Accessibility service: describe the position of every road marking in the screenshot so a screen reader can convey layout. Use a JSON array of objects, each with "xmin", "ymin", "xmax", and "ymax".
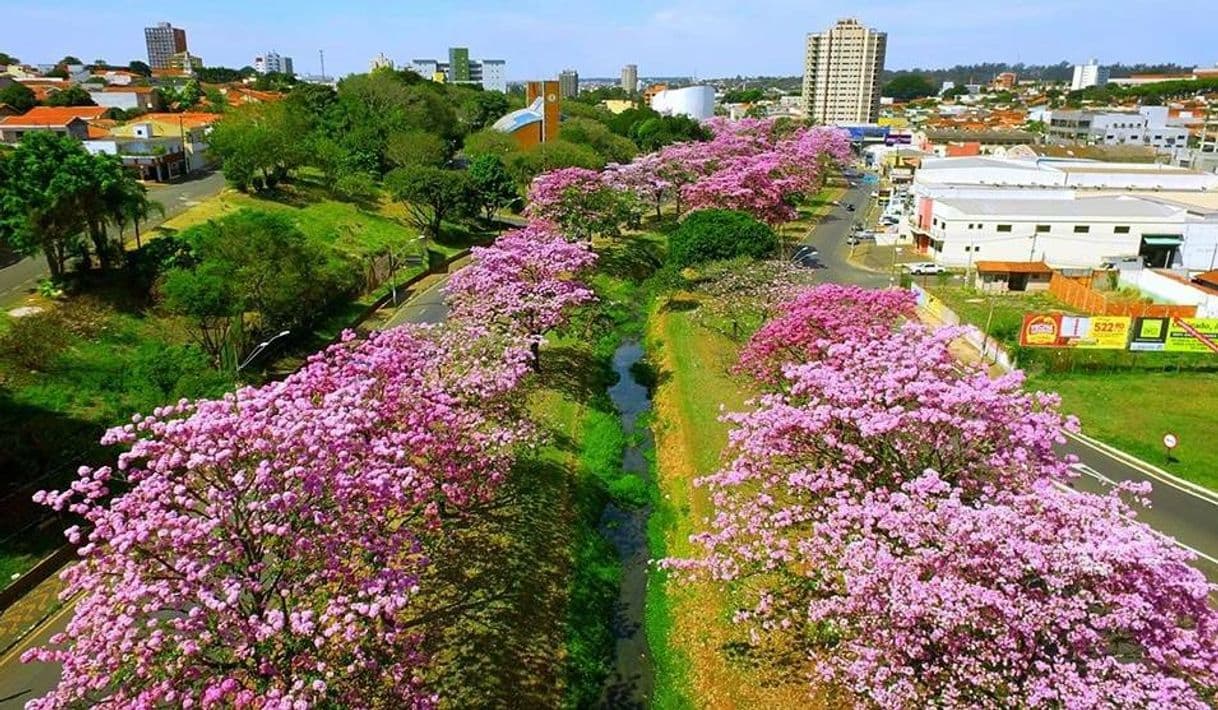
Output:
[{"xmin": 1065, "ymin": 430, "xmax": 1218, "ymax": 508}]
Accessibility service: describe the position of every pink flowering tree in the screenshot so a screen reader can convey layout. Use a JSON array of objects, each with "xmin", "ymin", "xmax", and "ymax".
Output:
[
  {"xmin": 737, "ymin": 284, "xmax": 916, "ymax": 384},
  {"xmin": 525, "ymin": 167, "xmax": 638, "ymax": 241},
  {"xmin": 23, "ymin": 323, "xmax": 535, "ymax": 708},
  {"xmin": 668, "ymin": 286, "xmax": 1218, "ymax": 707},
  {"xmin": 678, "ymin": 123, "xmax": 853, "ymax": 225},
  {"xmin": 690, "ymin": 258, "xmax": 817, "ymax": 341},
  {"xmin": 793, "ymin": 474, "xmax": 1218, "ymax": 709},
  {"xmin": 445, "ymin": 221, "xmax": 598, "ymax": 363}
]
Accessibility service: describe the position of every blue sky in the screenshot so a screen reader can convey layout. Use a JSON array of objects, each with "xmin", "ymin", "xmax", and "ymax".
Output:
[{"xmin": 3, "ymin": 0, "xmax": 1214, "ymax": 79}]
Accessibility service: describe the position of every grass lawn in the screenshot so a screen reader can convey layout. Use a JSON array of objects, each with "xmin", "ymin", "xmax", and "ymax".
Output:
[
  {"xmin": 646, "ymin": 295, "xmax": 816, "ymax": 708},
  {"xmin": 1030, "ymin": 371, "xmax": 1218, "ymax": 490}
]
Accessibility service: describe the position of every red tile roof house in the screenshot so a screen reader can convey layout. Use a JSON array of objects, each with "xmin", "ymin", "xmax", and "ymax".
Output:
[{"xmin": 0, "ymin": 106, "xmax": 109, "ymax": 143}]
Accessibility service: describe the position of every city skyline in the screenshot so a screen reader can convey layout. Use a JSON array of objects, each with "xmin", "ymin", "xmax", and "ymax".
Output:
[{"xmin": 3, "ymin": 0, "xmax": 1216, "ymax": 80}]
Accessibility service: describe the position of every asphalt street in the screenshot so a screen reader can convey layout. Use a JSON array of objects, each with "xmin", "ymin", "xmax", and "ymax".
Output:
[{"xmin": 0, "ymin": 172, "xmax": 226, "ymax": 309}]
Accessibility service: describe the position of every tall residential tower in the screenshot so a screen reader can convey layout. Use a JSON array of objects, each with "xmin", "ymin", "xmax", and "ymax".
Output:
[
  {"xmin": 801, "ymin": 18, "xmax": 886, "ymax": 124},
  {"xmin": 621, "ymin": 64, "xmax": 638, "ymax": 95},
  {"xmin": 559, "ymin": 69, "xmax": 579, "ymax": 99},
  {"xmin": 144, "ymin": 22, "xmax": 188, "ymax": 70}
]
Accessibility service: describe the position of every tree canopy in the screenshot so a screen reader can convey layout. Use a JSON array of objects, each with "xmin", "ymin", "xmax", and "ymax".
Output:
[{"xmin": 882, "ymin": 73, "xmax": 938, "ymax": 101}]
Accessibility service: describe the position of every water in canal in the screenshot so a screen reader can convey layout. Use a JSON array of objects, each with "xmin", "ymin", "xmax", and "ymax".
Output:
[{"xmin": 599, "ymin": 340, "xmax": 656, "ymax": 708}]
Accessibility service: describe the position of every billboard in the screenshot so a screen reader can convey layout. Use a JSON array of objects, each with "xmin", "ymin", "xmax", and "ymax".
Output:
[
  {"xmin": 1019, "ymin": 314, "xmax": 1131, "ymax": 349},
  {"xmin": 1129, "ymin": 317, "xmax": 1218, "ymax": 353}
]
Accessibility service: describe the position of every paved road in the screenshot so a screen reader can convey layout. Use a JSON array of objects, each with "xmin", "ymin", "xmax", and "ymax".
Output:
[
  {"xmin": 1062, "ymin": 435, "xmax": 1218, "ymax": 580},
  {"xmin": 0, "ymin": 172, "xmax": 226, "ymax": 308},
  {"xmin": 803, "ymin": 183, "xmax": 890, "ymax": 289},
  {"xmin": 383, "ymin": 273, "xmax": 452, "ymax": 328}
]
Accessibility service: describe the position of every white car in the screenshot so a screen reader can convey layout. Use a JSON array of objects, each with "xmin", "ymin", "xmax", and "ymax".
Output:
[{"xmin": 905, "ymin": 262, "xmax": 946, "ymax": 275}]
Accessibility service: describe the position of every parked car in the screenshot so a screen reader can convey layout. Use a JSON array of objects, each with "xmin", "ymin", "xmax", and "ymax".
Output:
[
  {"xmin": 905, "ymin": 262, "xmax": 946, "ymax": 275},
  {"xmin": 792, "ymin": 245, "xmax": 820, "ymax": 267},
  {"xmin": 845, "ymin": 204, "xmax": 856, "ymax": 212},
  {"xmin": 846, "ymin": 236, "xmax": 861, "ymax": 246}
]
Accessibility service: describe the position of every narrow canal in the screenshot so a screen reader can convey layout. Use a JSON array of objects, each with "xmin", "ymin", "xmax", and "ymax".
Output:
[{"xmin": 599, "ymin": 339, "xmax": 656, "ymax": 708}]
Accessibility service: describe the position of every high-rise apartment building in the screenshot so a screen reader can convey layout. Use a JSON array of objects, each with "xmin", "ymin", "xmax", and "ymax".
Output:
[
  {"xmin": 448, "ymin": 47, "xmax": 471, "ymax": 83},
  {"xmin": 621, "ymin": 64, "xmax": 638, "ymax": 95},
  {"xmin": 254, "ymin": 51, "xmax": 294, "ymax": 76},
  {"xmin": 559, "ymin": 69, "xmax": 579, "ymax": 98},
  {"xmin": 145, "ymin": 22, "xmax": 188, "ymax": 70},
  {"xmin": 801, "ymin": 18, "xmax": 886, "ymax": 124},
  {"xmin": 1071, "ymin": 59, "xmax": 1110, "ymax": 91}
]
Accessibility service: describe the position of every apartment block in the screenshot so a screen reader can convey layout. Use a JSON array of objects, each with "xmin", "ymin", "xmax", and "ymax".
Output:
[
  {"xmin": 145, "ymin": 22, "xmax": 187, "ymax": 70},
  {"xmin": 802, "ymin": 18, "xmax": 887, "ymax": 124}
]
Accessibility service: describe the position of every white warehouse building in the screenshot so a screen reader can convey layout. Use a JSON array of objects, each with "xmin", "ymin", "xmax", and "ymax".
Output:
[
  {"xmin": 908, "ymin": 157, "xmax": 1218, "ymax": 270},
  {"xmin": 649, "ymin": 85, "xmax": 715, "ymax": 121}
]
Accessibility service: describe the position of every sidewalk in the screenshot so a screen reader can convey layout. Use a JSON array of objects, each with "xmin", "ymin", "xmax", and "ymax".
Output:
[{"xmin": 0, "ymin": 570, "xmax": 66, "ymax": 655}]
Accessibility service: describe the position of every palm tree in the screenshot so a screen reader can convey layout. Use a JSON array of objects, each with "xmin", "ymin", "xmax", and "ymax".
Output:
[{"xmin": 111, "ymin": 181, "xmax": 164, "ymax": 251}]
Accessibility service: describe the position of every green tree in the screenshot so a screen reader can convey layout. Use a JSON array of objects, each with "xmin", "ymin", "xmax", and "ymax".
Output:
[
  {"xmin": 170, "ymin": 210, "xmax": 359, "ymax": 338},
  {"xmin": 460, "ymin": 90, "xmax": 509, "ymax": 132},
  {"xmin": 385, "ymin": 165, "xmax": 474, "ymax": 239},
  {"xmin": 208, "ymin": 102, "xmax": 308, "ymax": 191},
  {"xmin": 559, "ymin": 117, "xmax": 637, "ymax": 164},
  {"xmin": 0, "ymin": 53, "xmax": 19, "ymax": 66},
  {"xmin": 58, "ymin": 56, "xmax": 82, "ymax": 66},
  {"xmin": 386, "ymin": 129, "xmax": 449, "ymax": 168},
  {"xmin": 155, "ymin": 80, "xmax": 203, "ymax": 112},
  {"xmin": 668, "ymin": 209, "xmax": 777, "ymax": 267},
  {"xmin": 503, "ymin": 139, "xmax": 603, "ymax": 184},
  {"xmin": 0, "ymin": 83, "xmax": 36, "ymax": 112},
  {"xmin": 127, "ymin": 60, "xmax": 151, "ymax": 77},
  {"xmin": 722, "ymin": 88, "xmax": 765, "ymax": 103},
  {"xmin": 162, "ymin": 267, "xmax": 241, "ymax": 366},
  {"xmin": 632, "ymin": 115, "xmax": 711, "ymax": 151},
  {"xmin": 882, "ymin": 73, "xmax": 937, "ymax": 101},
  {"xmin": 44, "ymin": 85, "xmax": 96, "ymax": 107},
  {"xmin": 463, "ymin": 129, "xmax": 519, "ymax": 159},
  {"xmin": 0, "ymin": 133, "xmax": 92, "ymax": 277},
  {"xmin": 466, "ymin": 154, "xmax": 519, "ymax": 220}
]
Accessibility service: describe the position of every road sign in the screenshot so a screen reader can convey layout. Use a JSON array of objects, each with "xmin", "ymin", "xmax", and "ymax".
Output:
[{"xmin": 1163, "ymin": 433, "xmax": 1179, "ymax": 450}]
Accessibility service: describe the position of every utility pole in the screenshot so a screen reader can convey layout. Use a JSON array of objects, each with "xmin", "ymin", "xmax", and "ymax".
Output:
[{"xmin": 319, "ymin": 49, "xmax": 326, "ymax": 81}]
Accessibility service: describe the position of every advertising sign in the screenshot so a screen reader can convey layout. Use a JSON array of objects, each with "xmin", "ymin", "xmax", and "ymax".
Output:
[
  {"xmin": 1019, "ymin": 314, "xmax": 1131, "ymax": 349},
  {"xmin": 1129, "ymin": 317, "xmax": 1218, "ymax": 353}
]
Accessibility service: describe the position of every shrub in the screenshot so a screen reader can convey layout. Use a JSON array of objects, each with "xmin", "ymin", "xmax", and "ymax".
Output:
[
  {"xmin": 667, "ymin": 209, "xmax": 777, "ymax": 267},
  {"xmin": 333, "ymin": 172, "xmax": 380, "ymax": 203},
  {"xmin": 0, "ymin": 312, "xmax": 72, "ymax": 370}
]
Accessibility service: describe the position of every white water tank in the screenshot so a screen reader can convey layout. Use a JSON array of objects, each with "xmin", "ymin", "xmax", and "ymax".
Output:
[{"xmin": 649, "ymin": 85, "xmax": 715, "ymax": 121}]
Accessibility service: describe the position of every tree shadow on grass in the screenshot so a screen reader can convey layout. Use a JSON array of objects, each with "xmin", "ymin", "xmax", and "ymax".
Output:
[
  {"xmin": 537, "ymin": 343, "xmax": 613, "ymax": 404},
  {"xmin": 419, "ymin": 458, "xmax": 574, "ymax": 707},
  {"xmin": 597, "ymin": 241, "xmax": 664, "ymax": 283}
]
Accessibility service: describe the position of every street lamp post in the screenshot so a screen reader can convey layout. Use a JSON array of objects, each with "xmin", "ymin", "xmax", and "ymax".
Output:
[{"xmin": 236, "ymin": 330, "xmax": 291, "ymax": 375}]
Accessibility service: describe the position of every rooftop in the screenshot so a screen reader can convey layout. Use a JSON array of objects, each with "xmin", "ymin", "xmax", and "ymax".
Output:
[
  {"xmin": 0, "ymin": 105, "xmax": 108, "ymax": 127},
  {"xmin": 975, "ymin": 261, "xmax": 1053, "ymax": 274},
  {"xmin": 937, "ymin": 195, "xmax": 1185, "ymax": 219}
]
